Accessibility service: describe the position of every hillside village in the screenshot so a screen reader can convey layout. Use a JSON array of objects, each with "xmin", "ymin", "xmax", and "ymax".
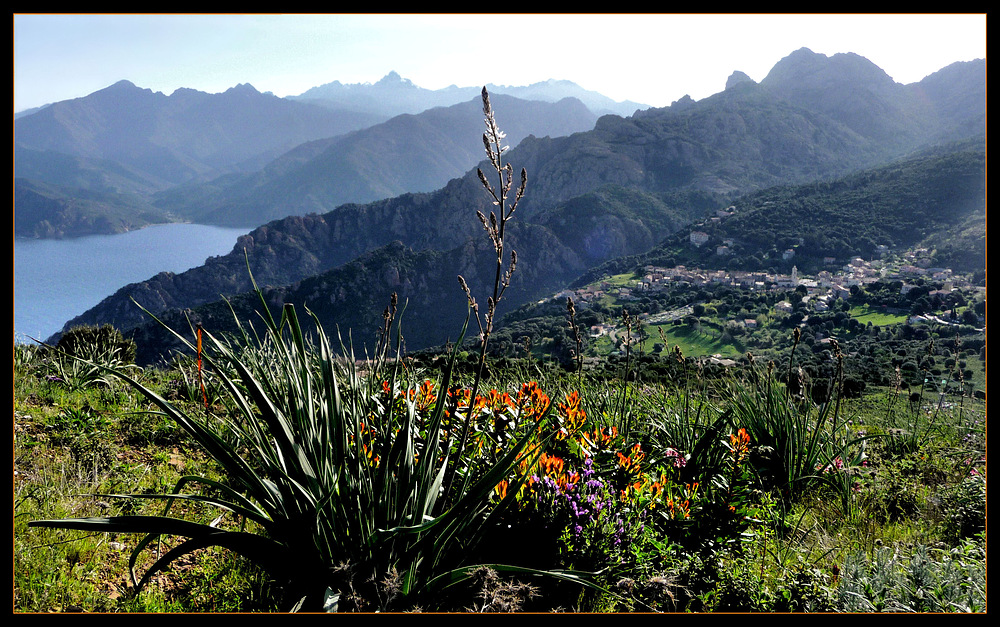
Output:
[{"xmin": 552, "ymin": 233, "xmax": 982, "ymax": 348}]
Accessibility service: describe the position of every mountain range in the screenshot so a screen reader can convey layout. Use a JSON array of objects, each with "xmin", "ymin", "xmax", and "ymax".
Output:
[
  {"xmin": 152, "ymin": 94, "xmax": 598, "ymax": 227},
  {"xmin": 290, "ymin": 71, "xmax": 647, "ymax": 118},
  {"xmin": 14, "ymin": 75, "xmax": 606, "ymax": 237},
  {"xmin": 18, "ymin": 48, "xmax": 986, "ymax": 361}
]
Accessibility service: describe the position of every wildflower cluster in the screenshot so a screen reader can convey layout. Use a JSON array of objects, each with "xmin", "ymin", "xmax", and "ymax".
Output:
[
  {"xmin": 526, "ymin": 454, "xmax": 642, "ymax": 573},
  {"xmin": 722, "ymin": 428, "xmax": 753, "ymax": 513},
  {"xmin": 370, "ymin": 378, "xmax": 556, "ymax": 470},
  {"xmin": 515, "ymin": 381, "xmax": 551, "ymax": 422},
  {"xmin": 660, "ymin": 481, "xmax": 700, "ymax": 521},
  {"xmin": 576, "ymin": 425, "xmax": 619, "ymax": 458}
]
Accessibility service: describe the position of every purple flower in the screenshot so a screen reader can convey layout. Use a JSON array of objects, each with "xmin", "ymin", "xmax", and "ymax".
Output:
[{"xmin": 664, "ymin": 447, "xmax": 687, "ymax": 468}]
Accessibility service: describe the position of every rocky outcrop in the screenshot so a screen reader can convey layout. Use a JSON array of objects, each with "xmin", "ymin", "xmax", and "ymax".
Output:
[{"xmin": 726, "ymin": 71, "xmax": 755, "ymax": 90}]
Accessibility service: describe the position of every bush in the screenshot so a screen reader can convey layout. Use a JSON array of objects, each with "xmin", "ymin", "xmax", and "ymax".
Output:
[
  {"xmin": 942, "ymin": 474, "xmax": 986, "ymax": 543},
  {"xmin": 56, "ymin": 324, "xmax": 136, "ymax": 365},
  {"xmin": 41, "ymin": 324, "xmax": 139, "ymax": 391}
]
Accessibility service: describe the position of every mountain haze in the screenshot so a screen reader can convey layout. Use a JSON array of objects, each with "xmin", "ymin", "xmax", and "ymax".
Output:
[
  {"xmin": 291, "ymin": 71, "xmax": 647, "ymax": 118},
  {"xmin": 15, "ymin": 78, "xmax": 603, "ymax": 237},
  {"xmin": 14, "ymin": 80, "xmax": 371, "ymax": 188},
  {"xmin": 152, "ymin": 94, "xmax": 598, "ymax": 227},
  {"xmin": 14, "ymin": 80, "xmax": 384, "ymax": 238}
]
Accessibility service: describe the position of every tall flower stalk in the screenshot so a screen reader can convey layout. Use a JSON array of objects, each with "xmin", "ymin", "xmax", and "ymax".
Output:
[
  {"xmin": 567, "ymin": 296, "xmax": 584, "ymax": 384},
  {"xmin": 452, "ymin": 87, "xmax": 527, "ymax": 481}
]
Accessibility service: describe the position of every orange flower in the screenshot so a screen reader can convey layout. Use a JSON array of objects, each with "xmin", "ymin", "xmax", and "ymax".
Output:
[
  {"xmin": 484, "ymin": 389, "xmax": 514, "ymax": 415},
  {"xmin": 538, "ymin": 452, "xmax": 565, "ymax": 477},
  {"xmin": 533, "ymin": 452, "xmax": 580, "ymax": 490},
  {"xmin": 415, "ymin": 379, "xmax": 436, "ymax": 411},
  {"xmin": 515, "ymin": 381, "xmax": 550, "ymax": 421},
  {"xmin": 558, "ymin": 390, "xmax": 585, "ymax": 419},
  {"xmin": 577, "ymin": 425, "xmax": 619, "ymax": 458},
  {"xmin": 616, "ymin": 443, "xmax": 645, "ymax": 475},
  {"xmin": 729, "ymin": 428, "xmax": 750, "ymax": 463},
  {"xmin": 665, "ymin": 498, "xmax": 691, "ymax": 520},
  {"xmin": 555, "ymin": 391, "xmax": 587, "ymax": 440},
  {"xmin": 361, "ymin": 443, "xmax": 380, "ymax": 468},
  {"xmin": 649, "ymin": 472, "xmax": 667, "ymax": 499},
  {"xmin": 447, "ymin": 387, "xmax": 473, "ymax": 412},
  {"xmin": 470, "ymin": 389, "xmax": 512, "ymax": 417}
]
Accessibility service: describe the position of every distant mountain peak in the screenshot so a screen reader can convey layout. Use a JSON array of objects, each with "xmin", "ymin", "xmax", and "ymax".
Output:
[
  {"xmin": 375, "ymin": 71, "xmax": 415, "ymax": 88},
  {"xmin": 763, "ymin": 47, "xmax": 894, "ymax": 89},
  {"xmin": 787, "ymin": 46, "xmax": 820, "ymax": 60},
  {"xmin": 670, "ymin": 94, "xmax": 695, "ymax": 109},
  {"xmin": 86, "ymin": 79, "xmax": 161, "ymax": 105},
  {"xmin": 725, "ymin": 71, "xmax": 755, "ymax": 90},
  {"xmin": 95, "ymin": 80, "xmax": 152, "ymax": 97},
  {"xmin": 225, "ymin": 83, "xmax": 261, "ymax": 95}
]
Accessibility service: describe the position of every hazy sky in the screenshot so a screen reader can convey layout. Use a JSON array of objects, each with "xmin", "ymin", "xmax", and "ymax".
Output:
[{"xmin": 13, "ymin": 13, "xmax": 987, "ymax": 113}]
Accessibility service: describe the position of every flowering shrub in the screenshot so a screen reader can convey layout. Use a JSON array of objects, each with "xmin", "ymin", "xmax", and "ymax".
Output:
[
  {"xmin": 486, "ymin": 391, "xmax": 722, "ymax": 591},
  {"xmin": 530, "ymin": 456, "xmax": 639, "ymax": 569}
]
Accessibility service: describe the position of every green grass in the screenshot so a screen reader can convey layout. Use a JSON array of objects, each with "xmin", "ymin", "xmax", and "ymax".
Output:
[
  {"xmin": 604, "ymin": 272, "xmax": 639, "ymax": 287},
  {"xmin": 850, "ymin": 304, "xmax": 908, "ymax": 326},
  {"xmin": 14, "ymin": 352, "xmax": 276, "ymax": 612},
  {"xmin": 643, "ymin": 322, "xmax": 744, "ymax": 358}
]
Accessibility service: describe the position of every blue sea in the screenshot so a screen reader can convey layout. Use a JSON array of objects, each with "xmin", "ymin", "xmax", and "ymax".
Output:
[{"xmin": 14, "ymin": 223, "xmax": 250, "ymax": 344}]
